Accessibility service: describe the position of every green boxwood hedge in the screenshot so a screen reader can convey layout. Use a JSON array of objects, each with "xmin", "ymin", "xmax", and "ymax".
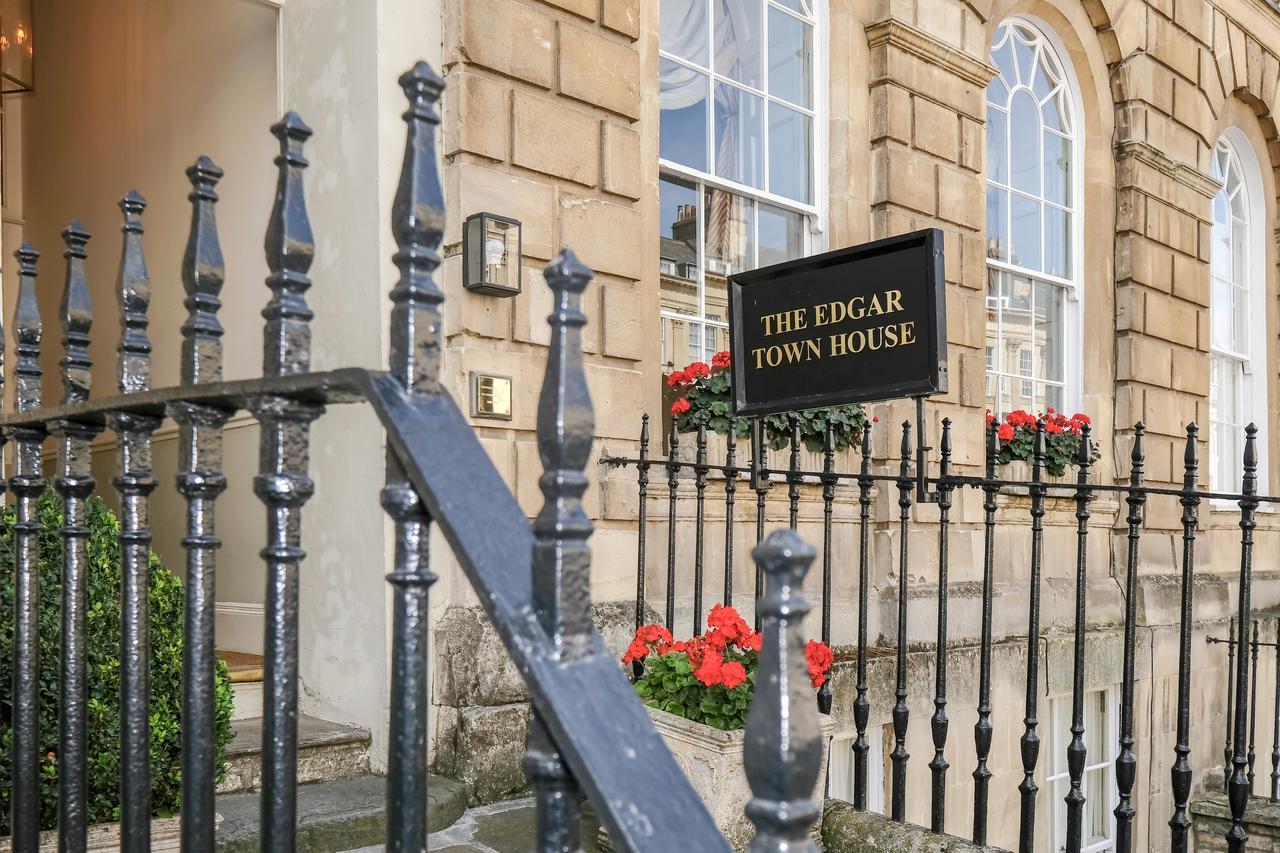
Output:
[{"xmin": 0, "ymin": 490, "xmax": 234, "ymax": 833}]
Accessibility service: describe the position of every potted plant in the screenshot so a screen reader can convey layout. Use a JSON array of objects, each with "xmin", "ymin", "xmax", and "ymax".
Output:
[
  {"xmin": 665, "ymin": 352, "xmax": 867, "ymax": 455},
  {"xmin": 989, "ymin": 408, "xmax": 1101, "ymax": 482},
  {"xmin": 621, "ymin": 605, "xmax": 835, "ymax": 849}
]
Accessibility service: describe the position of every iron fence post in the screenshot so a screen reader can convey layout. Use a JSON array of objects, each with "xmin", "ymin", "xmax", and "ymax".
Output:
[
  {"xmin": 111, "ymin": 193, "xmax": 162, "ymax": 853},
  {"xmin": 7, "ymin": 243, "xmax": 42, "ymax": 853},
  {"xmin": 1017, "ymin": 418, "xmax": 1047, "ymax": 853},
  {"xmin": 382, "ymin": 62, "xmax": 445, "ymax": 853},
  {"xmin": 1227, "ymin": 424, "xmax": 1260, "ymax": 852},
  {"xmin": 890, "ymin": 421, "xmax": 913, "ymax": 822},
  {"xmin": 744, "ymin": 529, "xmax": 823, "ymax": 853},
  {"xmin": 1066, "ymin": 423, "xmax": 1095, "ymax": 853},
  {"xmin": 972, "ymin": 418, "xmax": 999, "ymax": 845},
  {"xmin": 1115, "ymin": 422, "xmax": 1147, "ymax": 853}
]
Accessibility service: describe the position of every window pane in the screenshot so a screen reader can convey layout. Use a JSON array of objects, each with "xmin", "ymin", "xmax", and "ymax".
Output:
[
  {"xmin": 1211, "ymin": 217, "xmax": 1231, "ymax": 279},
  {"xmin": 1043, "ymin": 130, "xmax": 1070, "ymax": 206},
  {"xmin": 1085, "ymin": 690, "xmax": 1106, "ymax": 752},
  {"xmin": 986, "ymin": 271, "xmax": 1003, "ymax": 376},
  {"xmin": 660, "ymin": 59, "xmax": 709, "ymax": 171},
  {"xmin": 768, "ymin": 103, "xmax": 812, "ymax": 202},
  {"xmin": 987, "ymin": 187, "xmax": 1008, "ymax": 261},
  {"xmin": 662, "ymin": 314, "xmax": 702, "ymax": 371},
  {"xmin": 1001, "ymin": 274, "xmax": 1032, "ymax": 398},
  {"xmin": 1233, "ymin": 283, "xmax": 1248, "ymax": 353},
  {"xmin": 1084, "ymin": 766, "xmax": 1111, "ymax": 847},
  {"xmin": 705, "ymin": 187, "xmax": 756, "ymax": 324},
  {"xmin": 1012, "ymin": 26, "xmax": 1036, "ymax": 78},
  {"xmin": 759, "ymin": 202, "xmax": 804, "ymax": 267},
  {"xmin": 772, "ymin": 0, "xmax": 811, "ymax": 12},
  {"xmin": 660, "ymin": 176, "xmax": 701, "ymax": 318},
  {"xmin": 1010, "ymin": 194, "xmax": 1041, "ymax": 271},
  {"xmin": 987, "ymin": 107, "xmax": 1008, "ymax": 185},
  {"xmin": 991, "ymin": 37, "xmax": 1015, "ymax": 86},
  {"xmin": 714, "ymin": 82, "xmax": 765, "ymax": 188},
  {"xmin": 1040, "ymin": 381, "xmax": 1064, "ymax": 412},
  {"xmin": 661, "ymin": 0, "xmax": 709, "ymax": 65},
  {"xmin": 714, "ymin": 0, "xmax": 763, "ymax": 89},
  {"xmin": 1050, "ymin": 777, "xmax": 1068, "ymax": 853},
  {"xmin": 1232, "ymin": 217, "xmax": 1248, "ymax": 286},
  {"xmin": 1009, "ymin": 90, "xmax": 1040, "ymax": 195},
  {"xmin": 1044, "ymin": 207, "xmax": 1070, "ymax": 278},
  {"xmin": 768, "ymin": 7, "xmax": 812, "ymax": 107},
  {"xmin": 1031, "ymin": 56, "xmax": 1058, "ymax": 100},
  {"xmin": 1211, "ymin": 276, "xmax": 1233, "ymax": 351},
  {"xmin": 1034, "ymin": 280, "xmax": 1065, "ymax": 383}
]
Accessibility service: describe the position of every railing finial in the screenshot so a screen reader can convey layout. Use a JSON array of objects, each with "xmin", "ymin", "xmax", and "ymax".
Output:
[
  {"xmin": 1031, "ymin": 416, "xmax": 1046, "ymax": 483},
  {"xmin": 986, "ymin": 415, "xmax": 999, "ymax": 479},
  {"xmin": 1243, "ymin": 423, "xmax": 1259, "ymax": 492},
  {"xmin": 1131, "ymin": 421, "xmax": 1146, "ymax": 478},
  {"xmin": 389, "ymin": 60, "xmax": 446, "ymax": 394},
  {"xmin": 264, "ymin": 111, "xmax": 315, "ymax": 377},
  {"xmin": 532, "ymin": 249, "xmax": 595, "ymax": 658},
  {"xmin": 117, "ymin": 191, "xmax": 151, "ymax": 393},
  {"xmin": 182, "ymin": 155, "xmax": 226, "ymax": 385},
  {"xmin": 13, "ymin": 242, "xmax": 41, "ymax": 412},
  {"xmin": 744, "ymin": 528, "xmax": 822, "ymax": 852},
  {"xmin": 60, "ymin": 220, "xmax": 93, "ymax": 404},
  {"xmin": 1182, "ymin": 423, "xmax": 1198, "ymax": 487},
  {"xmin": 939, "ymin": 416, "xmax": 952, "ymax": 478}
]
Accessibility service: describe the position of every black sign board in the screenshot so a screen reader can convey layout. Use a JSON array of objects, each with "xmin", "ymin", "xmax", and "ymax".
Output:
[{"xmin": 728, "ymin": 228, "xmax": 947, "ymax": 416}]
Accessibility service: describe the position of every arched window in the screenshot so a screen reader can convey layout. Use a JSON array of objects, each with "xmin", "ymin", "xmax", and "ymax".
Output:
[
  {"xmin": 1210, "ymin": 134, "xmax": 1267, "ymax": 492},
  {"xmin": 658, "ymin": 0, "xmax": 822, "ymax": 372},
  {"xmin": 984, "ymin": 19, "xmax": 1081, "ymax": 415}
]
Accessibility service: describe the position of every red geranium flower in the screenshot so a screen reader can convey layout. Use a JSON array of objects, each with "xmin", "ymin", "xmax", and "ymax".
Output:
[
  {"xmin": 622, "ymin": 637, "xmax": 649, "ymax": 664},
  {"xmin": 666, "ymin": 369, "xmax": 689, "ymax": 388},
  {"xmin": 671, "ymin": 397, "xmax": 692, "ymax": 416},
  {"xmin": 805, "ymin": 640, "xmax": 833, "ymax": 689},
  {"xmin": 695, "ymin": 647, "xmax": 725, "ymax": 686},
  {"xmin": 997, "ymin": 422, "xmax": 1015, "ymax": 441},
  {"xmin": 720, "ymin": 660, "xmax": 748, "ymax": 689},
  {"xmin": 739, "ymin": 631, "xmax": 763, "ymax": 653},
  {"xmin": 707, "ymin": 604, "xmax": 750, "ymax": 643},
  {"xmin": 711, "ymin": 351, "xmax": 731, "ymax": 368},
  {"xmin": 687, "ymin": 361, "xmax": 711, "ymax": 379},
  {"xmin": 638, "ymin": 624, "xmax": 673, "ymax": 645}
]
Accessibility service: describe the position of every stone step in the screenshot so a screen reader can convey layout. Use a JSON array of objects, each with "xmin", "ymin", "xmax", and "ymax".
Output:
[
  {"xmin": 215, "ymin": 774, "xmax": 469, "ymax": 853},
  {"xmin": 229, "ymin": 681, "xmax": 263, "ymax": 721},
  {"xmin": 217, "ymin": 715, "xmax": 371, "ymax": 795},
  {"xmin": 218, "ymin": 651, "xmax": 265, "ymax": 722}
]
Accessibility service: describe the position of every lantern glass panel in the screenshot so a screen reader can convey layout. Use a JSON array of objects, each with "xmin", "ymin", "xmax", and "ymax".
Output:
[{"xmin": 0, "ymin": 0, "xmax": 33, "ymax": 94}]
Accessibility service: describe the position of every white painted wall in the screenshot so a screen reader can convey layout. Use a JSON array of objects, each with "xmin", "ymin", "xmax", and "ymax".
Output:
[{"xmin": 16, "ymin": 0, "xmax": 444, "ymax": 768}]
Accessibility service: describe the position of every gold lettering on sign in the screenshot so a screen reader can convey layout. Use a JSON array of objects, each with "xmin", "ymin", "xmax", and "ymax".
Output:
[{"xmin": 749, "ymin": 288, "xmax": 920, "ymax": 372}]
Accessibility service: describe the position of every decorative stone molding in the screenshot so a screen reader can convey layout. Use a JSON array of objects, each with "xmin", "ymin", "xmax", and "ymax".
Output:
[
  {"xmin": 865, "ymin": 19, "xmax": 999, "ymax": 89},
  {"xmin": 1114, "ymin": 140, "xmax": 1223, "ymax": 200}
]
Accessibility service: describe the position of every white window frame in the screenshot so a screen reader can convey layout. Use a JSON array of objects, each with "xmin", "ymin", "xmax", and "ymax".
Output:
[
  {"xmin": 1210, "ymin": 129, "xmax": 1269, "ymax": 496},
  {"xmin": 658, "ymin": 0, "xmax": 828, "ymax": 361},
  {"xmin": 983, "ymin": 16, "xmax": 1085, "ymax": 416},
  {"xmin": 1046, "ymin": 687, "xmax": 1119, "ymax": 853}
]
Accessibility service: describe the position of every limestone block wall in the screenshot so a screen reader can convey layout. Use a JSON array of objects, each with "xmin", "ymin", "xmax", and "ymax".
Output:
[{"xmin": 427, "ymin": 0, "xmax": 1280, "ymax": 842}]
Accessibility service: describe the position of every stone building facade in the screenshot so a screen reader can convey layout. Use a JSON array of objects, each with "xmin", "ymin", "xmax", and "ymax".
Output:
[
  {"xmin": 7, "ymin": 0, "xmax": 1280, "ymax": 849},
  {"xmin": 432, "ymin": 0, "xmax": 1280, "ymax": 850}
]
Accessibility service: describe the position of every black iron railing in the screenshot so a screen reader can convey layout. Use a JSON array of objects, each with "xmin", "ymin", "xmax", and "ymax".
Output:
[
  {"xmin": 2, "ymin": 63, "xmax": 828, "ymax": 853},
  {"xmin": 603, "ymin": 413, "xmax": 1280, "ymax": 853}
]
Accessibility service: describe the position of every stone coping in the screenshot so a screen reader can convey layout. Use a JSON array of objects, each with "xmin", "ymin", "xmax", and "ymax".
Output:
[{"xmin": 821, "ymin": 800, "xmax": 1011, "ymax": 852}]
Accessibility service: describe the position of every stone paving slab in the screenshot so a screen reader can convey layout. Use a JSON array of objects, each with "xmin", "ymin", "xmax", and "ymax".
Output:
[
  {"xmin": 215, "ymin": 774, "xmax": 467, "ymax": 852},
  {"xmin": 345, "ymin": 797, "xmax": 603, "ymax": 853}
]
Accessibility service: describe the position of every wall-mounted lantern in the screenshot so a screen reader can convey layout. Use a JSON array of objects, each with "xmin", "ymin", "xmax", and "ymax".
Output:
[
  {"xmin": 0, "ymin": 0, "xmax": 33, "ymax": 94},
  {"xmin": 463, "ymin": 212, "xmax": 521, "ymax": 297}
]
